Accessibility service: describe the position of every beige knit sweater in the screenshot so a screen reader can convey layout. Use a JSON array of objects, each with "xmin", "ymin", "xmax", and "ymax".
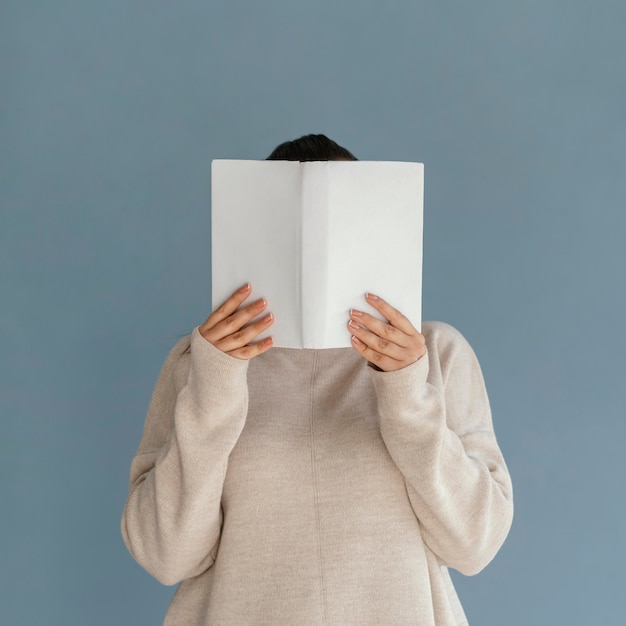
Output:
[{"xmin": 121, "ymin": 321, "xmax": 513, "ymax": 625}]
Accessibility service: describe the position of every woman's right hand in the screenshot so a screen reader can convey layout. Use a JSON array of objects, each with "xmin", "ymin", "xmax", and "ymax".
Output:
[{"xmin": 198, "ymin": 283, "xmax": 274, "ymax": 360}]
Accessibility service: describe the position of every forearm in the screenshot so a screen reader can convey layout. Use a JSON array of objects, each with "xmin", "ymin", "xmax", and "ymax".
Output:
[
  {"xmin": 121, "ymin": 328, "xmax": 249, "ymax": 585},
  {"xmin": 372, "ymin": 346, "xmax": 513, "ymax": 575}
]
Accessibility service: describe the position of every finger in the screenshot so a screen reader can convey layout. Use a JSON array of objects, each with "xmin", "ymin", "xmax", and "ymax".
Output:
[
  {"xmin": 215, "ymin": 313, "xmax": 274, "ymax": 352},
  {"xmin": 347, "ymin": 320, "xmax": 406, "ymax": 361},
  {"xmin": 364, "ymin": 293, "xmax": 417, "ymax": 336},
  {"xmin": 349, "ymin": 309, "xmax": 411, "ymax": 348},
  {"xmin": 201, "ymin": 283, "xmax": 252, "ymax": 332},
  {"xmin": 350, "ymin": 335, "xmax": 398, "ymax": 372},
  {"xmin": 203, "ymin": 297, "xmax": 268, "ymax": 343},
  {"xmin": 228, "ymin": 336, "xmax": 275, "ymax": 360}
]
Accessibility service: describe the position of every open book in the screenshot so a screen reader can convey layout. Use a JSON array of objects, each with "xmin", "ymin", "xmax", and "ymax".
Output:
[{"xmin": 211, "ymin": 160, "xmax": 423, "ymax": 349}]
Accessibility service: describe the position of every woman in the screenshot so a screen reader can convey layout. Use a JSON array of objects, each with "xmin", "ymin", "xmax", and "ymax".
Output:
[{"xmin": 121, "ymin": 134, "xmax": 513, "ymax": 625}]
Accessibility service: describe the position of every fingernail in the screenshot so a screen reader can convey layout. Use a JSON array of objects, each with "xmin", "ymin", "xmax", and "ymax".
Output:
[
  {"xmin": 351, "ymin": 335, "xmax": 362, "ymax": 346},
  {"xmin": 256, "ymin": 298, "xmax": 266, "ymax": 308},
  {"xmin": 348, "ymin": 320, "xmax": 359, "ymax": 330},
  {"xmin": 264, "ymin": 313, "xmax": 274, "ymax": 323},
  {"xmin": 366, "ymin": 292, "xmax": 378, "ymax": 301},
  {"xmin": 350, "ymin": 308, "xmax": 362, "ymax": 317},
  {"xmin": 264, "ymin": 336, "xmax": 274, "ymax": 346},
  {"xmin": 239, "ymin": 283, "xmax": 251, "ymax": 293}
]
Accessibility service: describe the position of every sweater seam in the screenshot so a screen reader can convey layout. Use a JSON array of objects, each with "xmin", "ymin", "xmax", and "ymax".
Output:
[{"xmin": 308, "ymin": 351, "xmax": 328, "ymax": 624}]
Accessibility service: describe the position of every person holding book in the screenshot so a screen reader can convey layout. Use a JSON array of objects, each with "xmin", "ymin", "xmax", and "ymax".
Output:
[{"xmin": 121, "ymin": 134, "xmax": 513, "ymax": 625}]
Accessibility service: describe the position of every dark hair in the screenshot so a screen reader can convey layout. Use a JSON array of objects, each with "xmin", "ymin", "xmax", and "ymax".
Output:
[{"xmin": 266, "ymin": 134, "xmax": 357, "ymax": 162}]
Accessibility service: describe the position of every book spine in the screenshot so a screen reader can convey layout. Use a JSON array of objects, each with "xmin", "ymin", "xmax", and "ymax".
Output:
[{"xmin": 301, "ymin": 163, "xmax": 330, "ymax": 348}]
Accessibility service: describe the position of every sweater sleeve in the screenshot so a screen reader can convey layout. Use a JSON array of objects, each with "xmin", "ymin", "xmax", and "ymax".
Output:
[
  {"xmin": 120, "ymin": 327, "xmax": 249, "ymax": 586},
  {"xmin": 370, "ymin": 322, "xmax": 513, "ymax": 576}
]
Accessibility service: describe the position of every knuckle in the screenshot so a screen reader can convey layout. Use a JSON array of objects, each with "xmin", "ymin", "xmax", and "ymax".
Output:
[
  {"xmin": 376, "ymin": 336, "xmax": 389, "ymax": 351},
  {"xmin": 379, "ymin": 300, "xmax": 393, "ymax": 315},
  {"xmin": 369, "ymin": 350, "xmax": 382, "ymax": 363},
  {"xmin": 222, "ymin": 315, "xmax": 240, "ymax": 331},
  {"xmin": 202, "ymin": 329, "xmax": 217, "ymax": 344},
  {"xmin": 215, "ymin": 303, "xmax": 229, "ymax": 317},
  {"xmin": 247, "ymin": 343, "xmax": 266, "ymax": 359},
  {"xmin": 381, "ymin": 324, "xmax": 395, "ymax": 339},
  {"xmin": 231, "ymin": 329, "xmax": 246, "ymax": 344},
  {"xmin": 236, "ymin": 346, "xmax": 252, "ymax": 360}
]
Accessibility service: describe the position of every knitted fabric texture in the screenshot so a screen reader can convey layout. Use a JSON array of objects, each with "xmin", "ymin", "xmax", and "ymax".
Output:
[{"xmin": 121, "ymin": 321, "xmax": 513, "ymax": 625}]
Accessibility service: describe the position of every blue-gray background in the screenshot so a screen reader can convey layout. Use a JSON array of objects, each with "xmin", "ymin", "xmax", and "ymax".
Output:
[{"xmin": 2, "ymin": 1, "xmax": 624, "ymax": 624}]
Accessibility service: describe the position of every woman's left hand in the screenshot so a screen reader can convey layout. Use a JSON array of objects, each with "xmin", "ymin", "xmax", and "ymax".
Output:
[{"xmin": 348, "ymin": 293, "xmax": 426, "ymax": 372}]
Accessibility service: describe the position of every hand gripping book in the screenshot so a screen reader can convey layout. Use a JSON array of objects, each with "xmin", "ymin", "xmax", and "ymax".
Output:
[{"xmin": 211, "ymin": 160, "xmax": 423, "ymax": 349}]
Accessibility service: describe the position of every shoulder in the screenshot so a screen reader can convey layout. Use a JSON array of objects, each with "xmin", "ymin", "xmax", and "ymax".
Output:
[
  {"xmin": 163, "ymin": 327, "xmax": 249, "ymax": 391},
  {"xmin": 155, "ymin": 333, "xmax": 193, "ymax": 394},
  {"xmin": 422, "ymin": 320, "xmax": 467, "ymax": 342},
  {"xmin": 169, "ymin": 333, "xmax": 192, "ymax": 358},
  {"xmin": 421, "ymin": 321, "xmax": 483, "ymax": 377},
  {"xmin": 161, "ymin": 333, "xmax": 193, "ymax": 369},
  {"xmin": 422, "ymin": 320, "xmax": 474, "ymax": 354}
]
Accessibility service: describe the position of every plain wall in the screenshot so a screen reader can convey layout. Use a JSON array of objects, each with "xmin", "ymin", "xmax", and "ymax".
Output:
[{"xmin": 2, "ymin": 1, "xmax": 624, "ymax": 624}]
